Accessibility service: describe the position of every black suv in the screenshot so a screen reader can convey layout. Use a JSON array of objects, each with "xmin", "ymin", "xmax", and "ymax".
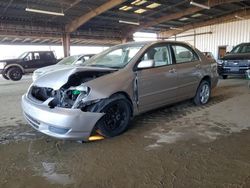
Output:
[
  {"xmin": 0, "ymin": 51, "xmax": 57, "ymax": 81},
  {"xmin": 217, "ymin": 43, "xmax": 250, "ymax": 79}
]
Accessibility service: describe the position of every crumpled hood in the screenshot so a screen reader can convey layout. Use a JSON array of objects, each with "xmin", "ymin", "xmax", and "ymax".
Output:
[
  {"xmin": 33, "ymin": 66, "xmax": 116, "ymax": 90},
  {"xmin": 222, "ymin": 53, "xmax": 250, "ymax": 60},
  {"xmin": 34, "ymin": 64, "xmax": 70, "ymax": 74}
]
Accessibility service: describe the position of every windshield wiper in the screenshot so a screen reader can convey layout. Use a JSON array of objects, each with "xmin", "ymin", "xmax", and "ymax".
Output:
[
  {"xmin": 87, "ymin": 64, "xmax": 106, "ymax": 67},
  {"xmin": 86, "ymin": 64, "xmax": 119, "ymax": 69}
]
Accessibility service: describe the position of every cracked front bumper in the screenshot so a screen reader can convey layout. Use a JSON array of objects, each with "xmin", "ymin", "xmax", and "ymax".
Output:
[{"xmin": 21, "ymin": 94, "xmax": 104, "ymax": 141}]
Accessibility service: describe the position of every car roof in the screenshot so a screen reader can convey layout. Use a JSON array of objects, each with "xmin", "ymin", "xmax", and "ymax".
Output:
[
  {"xmin": 71, "ymin": 54, "xmax": 95, "ymax": 57},
  {"xmin": 26, "ymin": 51, "xmax": 54, "ymax": 53},
  {"xmin": 237, "ymin": 43, "xmax": 250, "ymax": 45},
  {"xmin": 114, "ymin": 40, "xmax": 194, "ymax": 49}
]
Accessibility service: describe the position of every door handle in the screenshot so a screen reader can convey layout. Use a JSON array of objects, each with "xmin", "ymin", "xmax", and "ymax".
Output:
[{"xmin": 169, "ymin": 68, "xmax": 176, "ymax": 73}]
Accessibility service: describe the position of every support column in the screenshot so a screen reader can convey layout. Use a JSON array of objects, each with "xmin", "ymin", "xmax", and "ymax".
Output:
[
  {"xmin": 62, "ymin": 33, "xmax": 70, "ymax": 57},
  {"xmin": 194, "ymin": 29, "xmax": 196, "ymax": 48}
]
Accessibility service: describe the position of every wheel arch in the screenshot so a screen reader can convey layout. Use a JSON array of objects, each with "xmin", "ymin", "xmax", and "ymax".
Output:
[
  {"xmin": 109, "ymin": 91, "xmax": 134, "ymax": 116},
  {"xmin": 200, "ymin": 75, "xmax": 211, "ymax": 86},
  {"xmin": 89, "ymin": 91, "xmax": 133, "ymax": 137},
  {"xmin": 4, "ymin": 64, "xmax": 25, "ymax": 74}
]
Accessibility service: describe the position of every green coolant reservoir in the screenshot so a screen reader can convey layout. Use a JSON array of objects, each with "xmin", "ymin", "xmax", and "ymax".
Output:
[{"xmin": 72, "ymin": 90, "xmax": 81, "ymax": 95}]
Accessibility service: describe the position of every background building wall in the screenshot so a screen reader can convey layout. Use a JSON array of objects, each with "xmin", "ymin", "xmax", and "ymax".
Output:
[{"xmin": 171, "ymin": 19, "xmax": 250, "ymax": 60}]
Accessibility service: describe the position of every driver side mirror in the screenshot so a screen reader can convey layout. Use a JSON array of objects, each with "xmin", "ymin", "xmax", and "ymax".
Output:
[
  {"xmin": 24, "ymin": 57, "xmax": 29, "ymax": 61},
  {"xmin": 137, "ymin": 60, "xmax": 154, "ymax": 69}
]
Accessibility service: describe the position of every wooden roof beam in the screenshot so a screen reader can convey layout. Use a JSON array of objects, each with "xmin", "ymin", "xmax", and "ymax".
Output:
[
  {"xmin": 126, "ymin": 0, "xmax": 243, "ymax": 36},
  {"xmin": 158, "ymin": 9, "xmax": 250, "ymax": 38},
  {"xmin": 65, "ymin": 0, "xmax": 126, "ymax": 33}
]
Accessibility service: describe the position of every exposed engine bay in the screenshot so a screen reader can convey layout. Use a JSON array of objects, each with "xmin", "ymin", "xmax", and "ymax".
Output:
[{"xmin": 30, "ymin": 70, "xmax": 114, "ymax": 109}]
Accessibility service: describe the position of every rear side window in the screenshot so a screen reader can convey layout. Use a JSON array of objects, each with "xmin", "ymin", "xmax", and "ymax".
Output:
[
  {"xmin": 40, "ymin": 52, "xmax": 54, "ymax": 60},
  {"xmin": 171, "ymin": 44, "xmax": 198, "ymax": 64},
  {"xmin": 34, "ymin": 52, "xmax": 40, "ymax": 60}
]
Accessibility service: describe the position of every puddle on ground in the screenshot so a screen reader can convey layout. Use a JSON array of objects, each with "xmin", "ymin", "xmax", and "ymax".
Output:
[
  {"xmin": 41, "ymin": 162, "xmax": 74, "ymax": 185},
  {"xmin": 27, "ymin": 141, "xmax": 75, "ymax": 186}
]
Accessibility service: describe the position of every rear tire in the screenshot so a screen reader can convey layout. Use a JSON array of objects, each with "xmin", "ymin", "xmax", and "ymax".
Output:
[
  {"xmin": 2, "ymin": 73, "xmax": 9, "ymax": 80},
  {"xmin": 222, "ymin": 75, "xmax": 228, "ymax": 79},
  {"xmin": 94, "ymin": 96, "xmax": 131, "ymax": 138},
  {"xmin": 193, "ymin": 80, "xmax": 211, "ymax": 105},
  {"xmin": 7, "ymin": 67, "xmax": 23, "ymax": 81}
]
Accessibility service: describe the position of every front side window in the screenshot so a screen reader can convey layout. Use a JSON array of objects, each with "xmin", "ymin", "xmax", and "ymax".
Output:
[
  {"xmin": 83, "ymin": 55, "xmax": 91, "ymax": 61},
  {"xmin": 85, "ymin": 44, "xmax": 143, "ymax": 69},
  {"xmin": 24, "ymin": 53, "xmax": 33, "ymax": 61},
  {"xmin": 141, "ymin": 45, "xmax": 171, "ymax": 67},
  {"xmin": 171, "ymin": 45, "xmax": 198, "ymax": 64}
]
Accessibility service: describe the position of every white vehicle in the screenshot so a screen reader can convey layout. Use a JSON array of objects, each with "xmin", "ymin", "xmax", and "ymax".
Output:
[{"xmin": 32, "ymin": 54, "xmax": 95, "ymax": 81}]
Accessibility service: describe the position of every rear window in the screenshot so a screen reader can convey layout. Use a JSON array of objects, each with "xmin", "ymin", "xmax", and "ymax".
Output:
[{"xmin": 40, "ymin": 52, "xmax": 54, "ymax": 60}]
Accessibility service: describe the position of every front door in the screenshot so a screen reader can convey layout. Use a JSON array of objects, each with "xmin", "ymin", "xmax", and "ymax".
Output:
[
  {"xmin": 22, "ymin": 52, "xmax": 36, "ymax": 73},
  {"xmin": 136, "ymin": 44, "xmax": 178, "ymax": 113}
]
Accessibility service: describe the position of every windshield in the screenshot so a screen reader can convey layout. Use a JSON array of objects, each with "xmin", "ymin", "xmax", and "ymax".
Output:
[
  {"xmin": 84, "ymin": 44, "xmax": 144, "ymax": 69},
  {"xmin": 18, "ymin": 52, "xmax": 28, "ymax": 59},
  {"xmin": 231, "ymin": 45, "xmax": 241, "ymax": 53},
  {"xmin": 57, "ymin": 55, "xmax": 82, "ymax": 65},
  {"xmin": 231, "ymin": 44, "xmax": 250, "ymax": 54}
]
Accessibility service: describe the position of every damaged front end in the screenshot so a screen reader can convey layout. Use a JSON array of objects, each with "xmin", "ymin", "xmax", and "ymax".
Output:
[
  {"xmin": 22, "ymin": 68, "xmax": 116, "ymax": 140},
  {"xmin": 29, "ymin": 69, "xmax": 114, "ymax": 110},
  {"xmin": 29, "ymin": 84, "xmax": 92, "ymax": 110}
]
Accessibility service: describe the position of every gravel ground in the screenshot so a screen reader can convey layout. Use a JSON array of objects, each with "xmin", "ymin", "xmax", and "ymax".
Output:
[{"xmin": 0, "ymin": 75, "xmax": 250, "ymax": 188}]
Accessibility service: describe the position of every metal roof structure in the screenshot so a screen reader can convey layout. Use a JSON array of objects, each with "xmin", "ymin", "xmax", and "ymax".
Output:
[{"xmin": 0, "ymin": 0, "xmax": 249, "ymax": 46}]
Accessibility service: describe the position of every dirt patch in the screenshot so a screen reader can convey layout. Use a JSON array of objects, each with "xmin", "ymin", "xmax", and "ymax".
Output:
[{"xmin": 0, "ymin": 78, "xmax": 250, "ymax": 187}]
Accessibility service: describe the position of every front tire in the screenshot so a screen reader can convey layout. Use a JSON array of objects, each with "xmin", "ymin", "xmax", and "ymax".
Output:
[
  {"xmin": 7, "ymin": 67, "xmax": 23, "ymax": 81},
  {"xmin": 193, "ymin": 80, "xmax": 211, "ymax": 105},
  {"xmin": 95, "ymin": 97, "xmax": 131, "ymax": 138}
]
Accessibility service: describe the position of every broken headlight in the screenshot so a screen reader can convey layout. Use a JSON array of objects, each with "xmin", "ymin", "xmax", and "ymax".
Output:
[{"xmin": 68, "ymin": 85, "xmax": 90, "ymax": 109}]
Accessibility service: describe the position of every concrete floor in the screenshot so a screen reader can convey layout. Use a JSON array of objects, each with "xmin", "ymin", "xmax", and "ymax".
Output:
[{"xmin": 0, "ymin": 76, "xmax": 250, "ymax": 188}]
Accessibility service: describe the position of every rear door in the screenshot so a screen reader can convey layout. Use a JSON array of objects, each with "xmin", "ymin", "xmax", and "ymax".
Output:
[
  {"xmin": 136, "ymin": 43, "xmax": 178, "ymax": 113},
  {"xmin": 170, "ymin": 43, "xmax": 201, "ymax": 100},
  {"xmin": 39, "ymin": 52, "xmax": 56, "ymax": 66}
]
